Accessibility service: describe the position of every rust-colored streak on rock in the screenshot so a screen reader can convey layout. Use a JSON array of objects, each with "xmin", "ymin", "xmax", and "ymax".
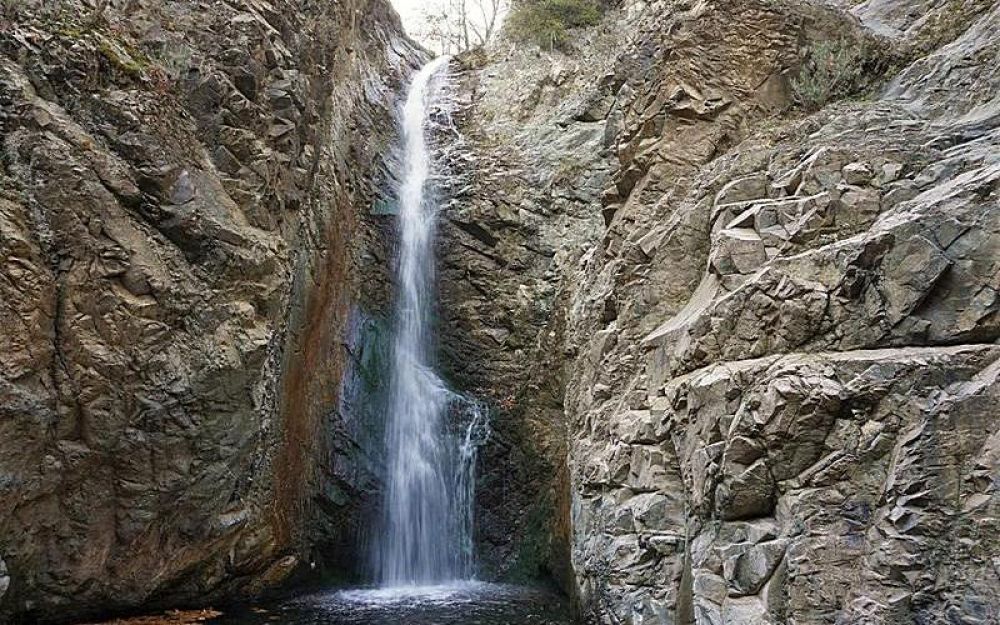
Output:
[
  {"xmin": 0, "ymin": 0, "xmax": 419, "ymax": 621},
  {"xmin": 272, "ymin": 194, "xmax": 355, "ymax": 548}
]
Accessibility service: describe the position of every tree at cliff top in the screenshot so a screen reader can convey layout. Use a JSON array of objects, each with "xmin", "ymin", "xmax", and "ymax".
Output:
[{"xmin": 506, "ymin": 0, "xmax": 603, "ymax": 50}]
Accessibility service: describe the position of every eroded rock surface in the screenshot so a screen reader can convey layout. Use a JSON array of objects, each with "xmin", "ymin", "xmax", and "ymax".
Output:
[
  {"xmin": 450, "ymin": 0, "xmax": 999, "ymax": 622},
  {"xmin": 437, "ymin": 16, "xmax": 624, "ymax": 583},
  {"xmin": 0, "ymin": 0, "xmax": 419, "ymax": 622}
]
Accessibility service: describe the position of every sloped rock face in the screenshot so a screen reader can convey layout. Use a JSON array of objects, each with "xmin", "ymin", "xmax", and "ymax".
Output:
[
  {"xmin": 0, "ymin": 0, "xmax": 419, "ymax": 622},
  {"xmin": 578, "ymin": 346, "xmax": 999, "ymax": 624},
  {"xmin": 443, "ymin": 0, "xmax": 876, "ymax": 592},
  {"xmin": 451, "ymin": 0, "xmax": 999, "ymax": 622}
]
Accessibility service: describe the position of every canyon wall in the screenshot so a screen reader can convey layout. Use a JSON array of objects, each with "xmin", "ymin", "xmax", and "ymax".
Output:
[
  {"xmin": 1, "ymin": 0, "xmax": 997, "ymax": 622},
  {"xmin": 0, "ymin": 1, "xmax": 420, "ymax": 622},
  {"xmin": 448, "ymin": 0, "xmax": 999, "ymax": 622}
]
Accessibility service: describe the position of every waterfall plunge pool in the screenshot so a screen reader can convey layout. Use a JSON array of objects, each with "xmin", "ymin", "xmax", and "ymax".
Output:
[{"xmin": 205, "ymin": 582, "xmax": 572, "ymax": 625}]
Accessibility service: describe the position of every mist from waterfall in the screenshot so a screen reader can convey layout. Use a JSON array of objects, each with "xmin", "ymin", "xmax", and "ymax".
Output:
[{"xmin": 375, "ymin": 56, "xmax": 488, "ymax": 587}]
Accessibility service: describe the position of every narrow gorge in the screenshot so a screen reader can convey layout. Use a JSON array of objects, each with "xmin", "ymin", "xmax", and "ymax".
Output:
[{"xmin": 1, "ymin": 0, "xmax": 998, "ymax": 624}]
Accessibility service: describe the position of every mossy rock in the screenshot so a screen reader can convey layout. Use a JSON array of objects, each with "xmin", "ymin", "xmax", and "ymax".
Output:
[{"xmin": 96, "ymin": 35, "xmax": 150, "ymax": 77}]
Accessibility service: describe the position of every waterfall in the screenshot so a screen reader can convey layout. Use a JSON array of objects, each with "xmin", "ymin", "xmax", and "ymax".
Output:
[{"xmin": 376, "ymin": 56, "xmax": 488, "ymax": 587}]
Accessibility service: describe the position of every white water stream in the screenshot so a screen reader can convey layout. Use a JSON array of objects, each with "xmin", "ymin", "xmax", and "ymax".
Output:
[{"xmin": 376, "ymin": 56, "xmax": 487, "ymax": 587}]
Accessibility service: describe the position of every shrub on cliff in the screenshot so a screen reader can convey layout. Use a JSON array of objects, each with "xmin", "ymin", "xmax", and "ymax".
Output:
[
  {"xmin": 791, "ymin": 37, "xmax": 899, "ymax": 111},
  {"xmin": 507, "ymin": 0, "xmax": 603, "ymax": 50}
]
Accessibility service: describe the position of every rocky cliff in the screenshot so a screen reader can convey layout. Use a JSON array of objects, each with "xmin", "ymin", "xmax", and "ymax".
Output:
[
  {"xmin": 447, "ymin": 0, "xmax": 999, "ymax": 622},
  {"xmin": 0, "ymin": 0, "xmax": 420, "ymax": 622},
  {"xmin": 1, "ymin": 0, "xmax": 998, "ymax": 622}
]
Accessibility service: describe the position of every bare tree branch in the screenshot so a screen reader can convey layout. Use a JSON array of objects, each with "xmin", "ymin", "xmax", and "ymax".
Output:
[{"xmin": 413, "ymin": 0, "xmax": 507, "ymax": 53}]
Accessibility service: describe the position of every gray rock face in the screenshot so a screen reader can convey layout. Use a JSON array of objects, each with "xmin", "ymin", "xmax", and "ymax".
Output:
[
  {"xmin": 435, "ymin": 33, "xmax": 617, "ymax": 582},
  {"xmin": 450, "ymin": 0, "xmax": 1000, "ymax": 622},
  {"xmin": 0, "ymin": 0, "xmax": 419, "ymax": 622}
]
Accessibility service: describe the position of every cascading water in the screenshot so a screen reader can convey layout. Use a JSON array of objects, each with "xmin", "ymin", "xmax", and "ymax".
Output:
[
  {"xmin": 208, "ymin": 53, "xmax": 569, "ymax": 625},
  {"xmin": 376, "ymin": 56, "xmax": 488, "ymax": 587}
]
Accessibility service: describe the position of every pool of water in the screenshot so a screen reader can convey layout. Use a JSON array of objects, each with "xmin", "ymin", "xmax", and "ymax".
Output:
[{"xmin": 207, "ymin": 582, "xmax": 573, "ymax": 625}]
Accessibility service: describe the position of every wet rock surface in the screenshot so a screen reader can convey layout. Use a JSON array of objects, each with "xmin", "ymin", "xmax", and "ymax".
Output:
[
  {"xmin": 0, "ymin": 0, "xmax": 420, "ymax": 622},
  {"xmin": 0, "ymin": 557, "xmax": 8, "ymax": 605},
  {"xmin": 437, "ymin": 24, "xmax": 619, "ymax": 586}
]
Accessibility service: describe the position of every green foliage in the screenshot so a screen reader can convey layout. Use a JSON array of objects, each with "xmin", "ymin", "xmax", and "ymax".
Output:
[
  {"xmin": 790, "ymin": 38, "xmax": 890, "ymax": 111},
  {"xmin": 507, "ymin": 0, "xmax": 603, "ymax": 50}
]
